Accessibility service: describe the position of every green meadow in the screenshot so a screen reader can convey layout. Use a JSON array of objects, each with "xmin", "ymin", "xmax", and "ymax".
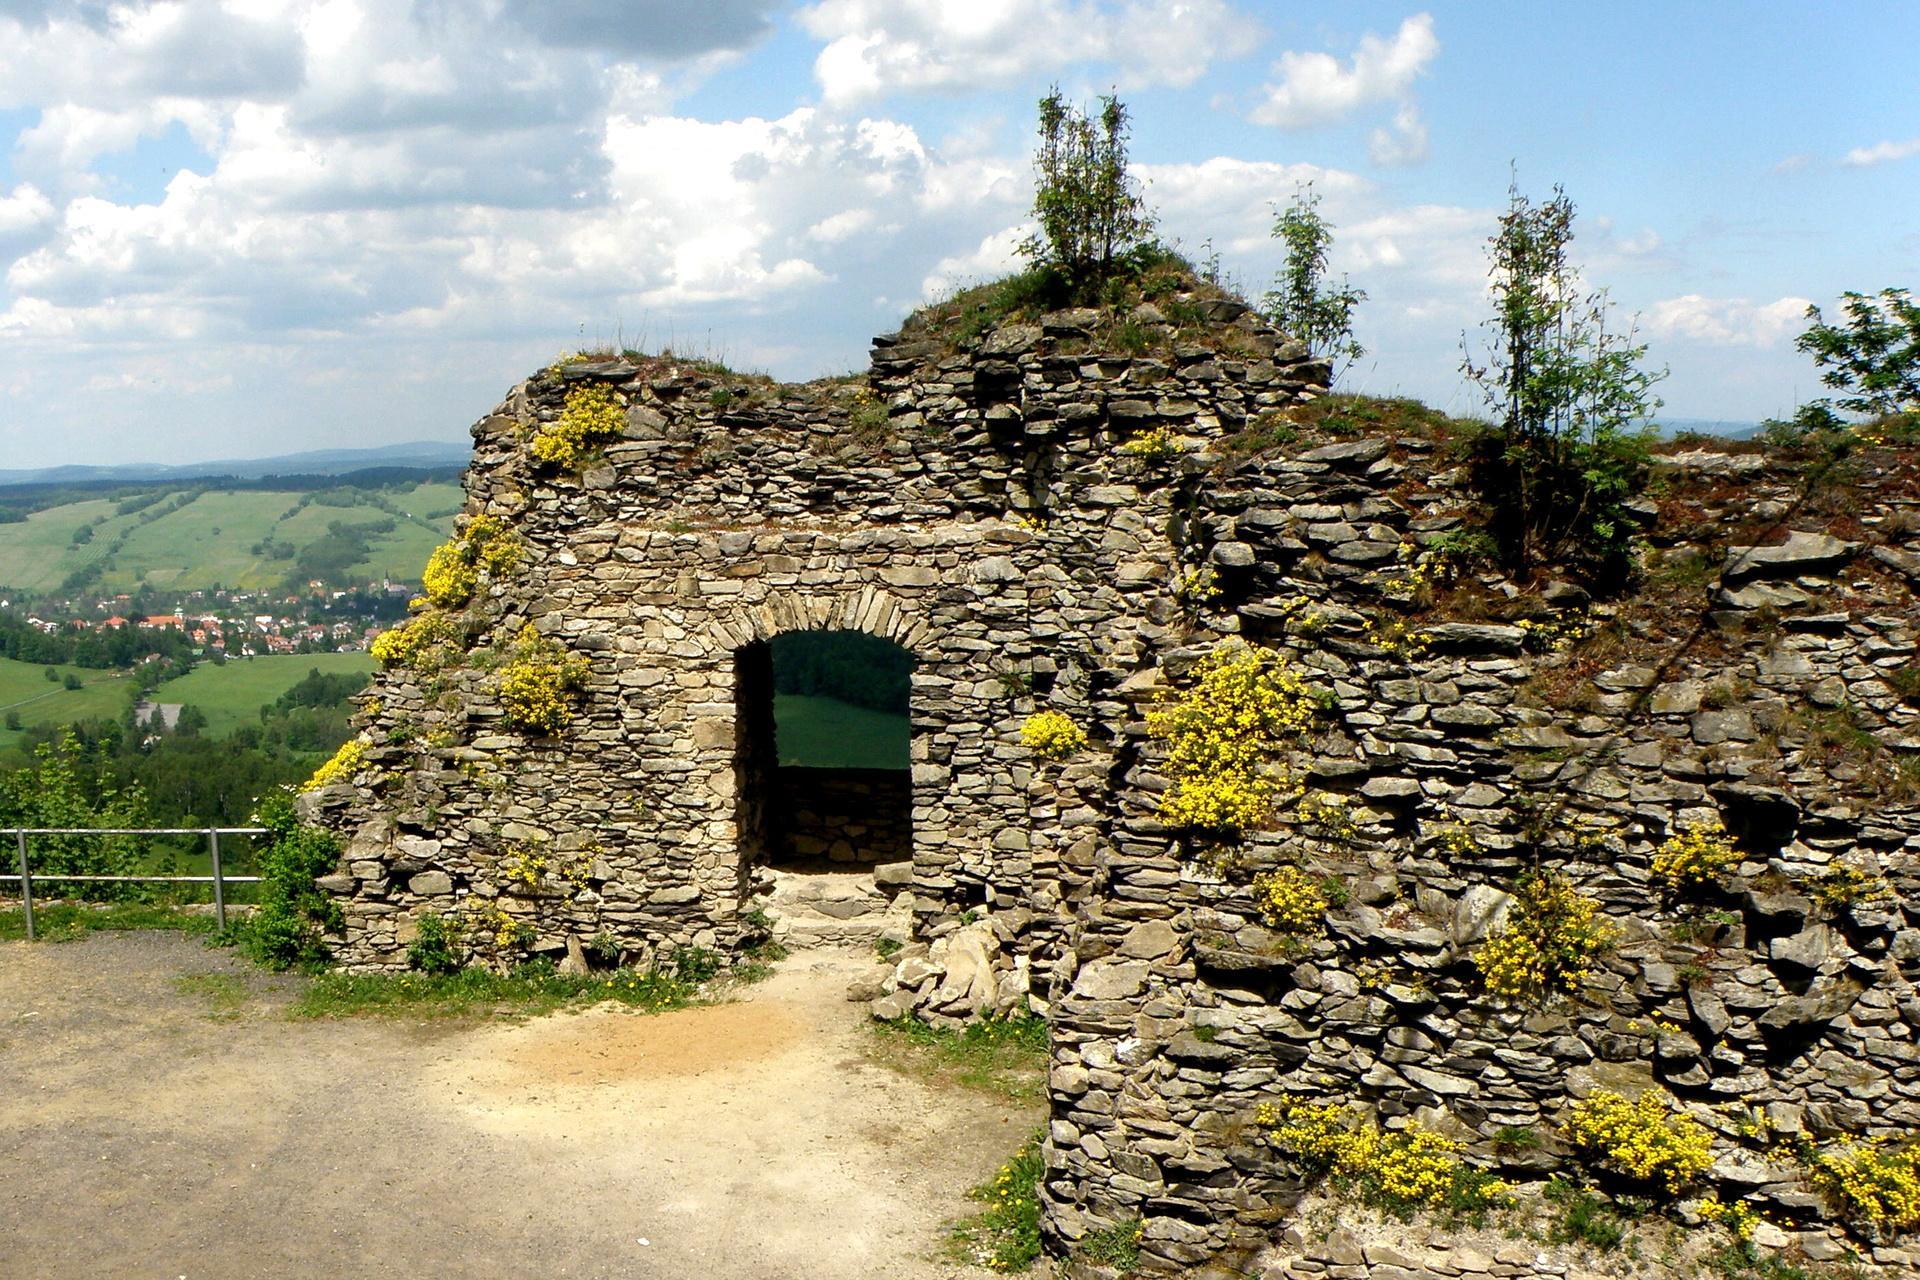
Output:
[
  {"xmin": 150, "ymin": 652, "xmax": 376, "ymax": 738},
  {"xmin": 0, "ymin": 655, "xmax": 133, "ymax": 749}
]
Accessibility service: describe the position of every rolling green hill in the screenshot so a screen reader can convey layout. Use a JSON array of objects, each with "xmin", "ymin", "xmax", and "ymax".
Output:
[
  {"xmin": 150, "ymin": 653, "xmax": 376, "ymax": 738},
  {"xmin": 0, "ymin": 480, "xmax": 463, "ymax": 595}
]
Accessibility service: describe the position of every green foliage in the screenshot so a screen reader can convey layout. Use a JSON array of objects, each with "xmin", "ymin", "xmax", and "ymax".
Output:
[
  {"xmin": 949, "ymin": 1130, "xmax": 1046, "ymax": 1273},
  {"xmin": 224, "ymin": 788, "xmax": 342, "ymax": 971},
  {"xmin": 1266, "ymin": 181, "xmax": 1366, "ymax": 376},
  {"xmin": 1461, "ymin": 181, "xmax": 1663, "ymax": 586},
  {"xmin": 1022, "ymin": 88, "xmax": 1154, "ymax": 294},
  {"xmin": 407, "ymin": 909, "xmax": 464, "ymax": 975},
  {"xmin": 1492, "ymin": 1124, "xmax": 1542, "ymax": 1154},
  {"xmin": 771, "ymin": 629, "xmax": 912, "ymax": 715},
  {"xmin": 1797, "ymin": 288, "xmax": 1920, "ymax": 421},
  {"xmin": 1544, "ymin": 1177, "xmax": 1629, "ymax": 1252},
  {"xmin": 0, "ymin": 732, "xmax": 151, "ymax": 899},
  {"xmin": 665, "ymin": 944, "xmax": 723, "ymax": 983}
]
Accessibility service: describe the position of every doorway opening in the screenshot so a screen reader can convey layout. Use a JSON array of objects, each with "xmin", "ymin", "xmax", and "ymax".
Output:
[{"xmin": 734, "ymin": 629, "xmax": 913, "ymax": 872}]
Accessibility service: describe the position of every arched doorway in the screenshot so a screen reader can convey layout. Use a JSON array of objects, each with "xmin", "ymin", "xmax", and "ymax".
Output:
[{"xmin": 735, "ymin": 629, "xmax": 915, "ymax": 941}]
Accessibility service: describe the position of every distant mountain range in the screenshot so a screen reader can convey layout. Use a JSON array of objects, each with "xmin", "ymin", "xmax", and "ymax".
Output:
[{"xmin": 0, "ymin": 440, "xmax": 472, "ymax": 488}]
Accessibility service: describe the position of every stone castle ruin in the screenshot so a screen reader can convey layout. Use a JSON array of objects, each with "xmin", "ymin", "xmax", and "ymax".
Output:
[{"xmin": 305, "ymin": 281, "xmax": 1920, "ymax": 1275}]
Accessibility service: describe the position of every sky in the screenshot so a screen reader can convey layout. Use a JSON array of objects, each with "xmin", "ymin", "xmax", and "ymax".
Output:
[{"xmin": 0, "ymin": 1, "xmax": 1916, "ymax": 468}]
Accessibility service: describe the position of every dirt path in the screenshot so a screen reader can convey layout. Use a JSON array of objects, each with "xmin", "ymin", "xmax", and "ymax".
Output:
[{"xmin": 0, "ymin": 934, "xmax": 1038, "ymax": 1279}]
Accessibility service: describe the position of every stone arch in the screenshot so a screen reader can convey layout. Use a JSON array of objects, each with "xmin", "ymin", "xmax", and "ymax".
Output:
[{"xmin": 701, "ymin": 583, "xmax": 934, "ymax": 658}]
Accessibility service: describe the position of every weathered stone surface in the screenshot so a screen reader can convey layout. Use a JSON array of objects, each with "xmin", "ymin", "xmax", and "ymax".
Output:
[
  {"xmin": 1724, "ymin": 531, "xmax": 1858, "ymax": 583},
  {"xmin": 307, "ymin": 303, "xmax": 1920, "ymax": 1276}
]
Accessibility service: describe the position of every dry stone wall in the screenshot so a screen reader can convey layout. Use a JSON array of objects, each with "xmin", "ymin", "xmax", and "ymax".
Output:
[{"xmin": 306, "ymin": 294, "xmax": 1920, "ymax": 1276}]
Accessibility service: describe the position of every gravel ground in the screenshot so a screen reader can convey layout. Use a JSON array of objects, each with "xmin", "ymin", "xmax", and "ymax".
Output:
[{"xmin": 0, "ymin": 933, "xmax": 1037, "ymax": 1280}]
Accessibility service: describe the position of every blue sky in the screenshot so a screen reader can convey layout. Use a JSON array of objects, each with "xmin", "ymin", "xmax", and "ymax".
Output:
[{"xmin": 0, "ymin": 0, "xmax": 1915, "ymax": 467}]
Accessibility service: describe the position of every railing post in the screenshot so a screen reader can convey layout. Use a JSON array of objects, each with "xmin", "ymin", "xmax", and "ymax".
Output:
[
  {"xmin": 15, "ymin": 830, "xmax": 33, "ymax": 942},
  {"xmin": 208, "ymin": 828, "xmax": 226, "ymax": 932}
]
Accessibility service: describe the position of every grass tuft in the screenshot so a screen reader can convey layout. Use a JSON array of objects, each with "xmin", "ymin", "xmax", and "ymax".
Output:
[
  {"xmin": 949, "ymin": 1129, "xmax": 1046, "ymax": 1272},
  {"xmin": 290, "ymin": 960, "xmax": 699, "ymax": 1020},
  {"xmin": 0, "ymin": 900, "xmax": 218, "ymax": 943},
  {"xmin": 869, "ymin": 1011, "xmax": 1049, "ymax": 1102}
]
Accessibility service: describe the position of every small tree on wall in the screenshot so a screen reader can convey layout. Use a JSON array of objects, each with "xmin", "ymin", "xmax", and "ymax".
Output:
[
  {"xmin": 1265, "ymin": 182, "xmax": 1366, "ymax": 379},
  {"xmin": 1770, "ymin": 287, "xmax": 1920, "ymax": 446},
  {"xmin": 1022, "ymin": 88, "xmax": 1155, "ymax": 292},
  {"xmin": 1461, "ymin": 179, "xmax": 1665, "ymax": 586}
]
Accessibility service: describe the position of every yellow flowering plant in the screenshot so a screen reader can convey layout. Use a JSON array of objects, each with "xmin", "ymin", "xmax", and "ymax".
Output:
[
  {"xmin": 463, "ymin": 899, "xmax": 536, "ymax": 957},
  {"xmin": 532, "ymin": 382, "xmax": 626, "ymax": 471},
  {"xmin": 1020, "ymin": 710, "xmax": 1089, "ymax": 761},
  {"xmin": 493, "ymin": 625, "xmax": 590, "ymax": 735},
  {"xmin": 1147, "ymin": 642, "xmax": 1324, "ymax": 837},
  {"xmin": 1474, "ymin": 870, "xmax": 1617, "ymax": 1005},
  {"xmin": 1249, "ymin": 866, "xmax": 1329, "ymax": 933},
  {"xmin": 1697, "ymin": 1196, "xmax": 1764, "ymax": 1242},
  {"xmin": 300, "ymin": 738, "xmax": 367, "ymax": 791},
  {"xmin": 1807, "ymin": 1136, "xmax": 1920, "ymax": 1233},
  {"xmin": 1255, "ymin": 1100, "xmax": 1506, "ymax": 1215},
  {"xmin": 420, "ymin": 514, "xmax": 522, "ymax": 609},
  {"xmin": 1118, "ymin": 425, "xmax": 1180, "ymax": 463},
  {"xmin": 1808, "ymin": 862, "xmax": 1893, "ymax": 909},
  {"xmin": 1651, "ymin": 817, "xmax": 1741, "ymax": 891},
  {"xmin": 500, "ymin": 842, "xmax": 597, "ymax": 894},
  {"xmin": 369, "ymin": 610, "xmax": 462, "ymax": 670},
  {"xmin": 1566, "ymin": 1088, "xmax": 1714, "ymax": 1195}
]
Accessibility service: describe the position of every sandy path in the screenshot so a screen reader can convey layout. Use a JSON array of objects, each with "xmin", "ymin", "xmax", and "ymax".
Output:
[{"xmin": 0, "ymin": 933, "xmax": 1037, "ymax": 1280}]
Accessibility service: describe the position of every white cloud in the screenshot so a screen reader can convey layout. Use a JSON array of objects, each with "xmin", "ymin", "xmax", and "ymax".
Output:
[
  {"xmin": 1251, "ymin": 12, "xmax": 1437, "ymax": 130},
  {"xmin": 1643, "ymin": 294, "xmax": 1811, "ymax": 347},
  {"xmin": 1367, "ymin": 102, "xmax": 1428, "ymax": 166},
  {"xmin": 920, "ymin": 224, "xmax": 1028, "ymax": 300},
  {"xmin": 798, "ymin": 0, "xmax": 1263, "ymax": 104},
  {"xmin": 1841, "ymin": 136, "xmax": 1920, "ymax": 168}
]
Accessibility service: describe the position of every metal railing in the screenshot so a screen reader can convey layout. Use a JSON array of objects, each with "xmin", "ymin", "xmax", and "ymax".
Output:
[{"xmin": 2, "ymin": 827, "xmax": 268, "ymax": 941}]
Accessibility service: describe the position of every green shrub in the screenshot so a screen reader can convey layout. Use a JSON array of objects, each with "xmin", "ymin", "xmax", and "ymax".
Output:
[
  {"xmin": 225, "ymin": 788, "xmax": 343, "ymax": 971},
  {"xmin": 407, "ymin": 910, "xmax": 464, "ymax": 975},
  {"xmin": 1022, "ymin": 89, "xmax": 1154, "ymax": 292},
  {"xmin": 1460, "ymin": 182, "xmax": 1663, "ymax": 587},
  {"xmin": 0, "ymin": 733, "xmax": 150, "ymax": 901}
]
